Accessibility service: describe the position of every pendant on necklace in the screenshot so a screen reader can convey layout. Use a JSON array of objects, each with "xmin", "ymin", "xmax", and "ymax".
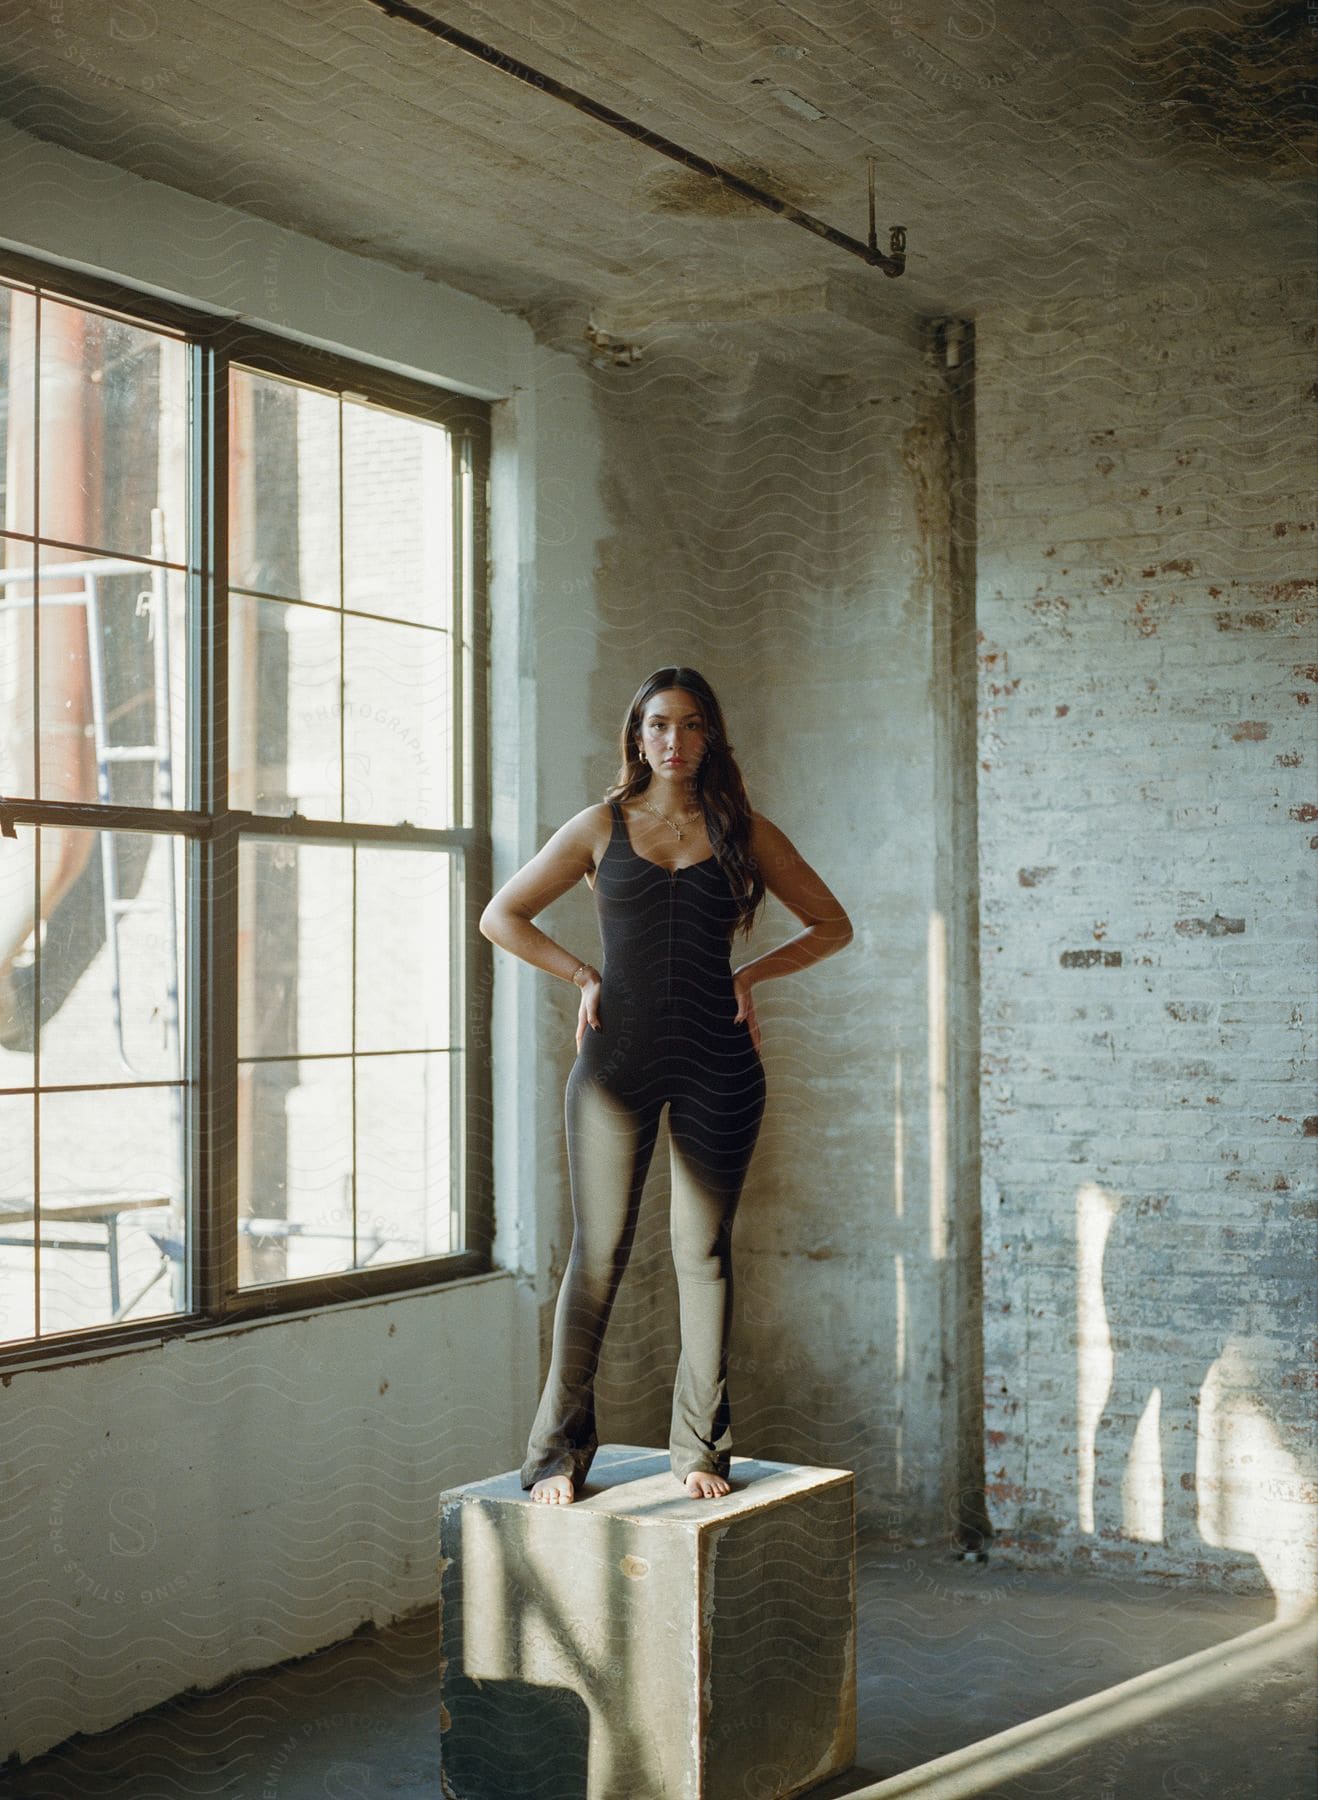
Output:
[{"xmin": 641, "ymin": 796, "xmax": 695, "ymax": 840}]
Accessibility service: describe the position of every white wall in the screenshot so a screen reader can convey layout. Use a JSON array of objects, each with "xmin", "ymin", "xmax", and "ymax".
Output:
[
  {"xmin": 0, "ymin": 122, "xmax": 604, "ymax": 1761},
  {"xmin": 3, "ymin": 1277, "xmax": 515, "ymax": 1758}
]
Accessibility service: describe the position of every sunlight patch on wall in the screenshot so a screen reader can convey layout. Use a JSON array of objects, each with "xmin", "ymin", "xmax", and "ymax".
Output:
[
  {"xmin": 1075, "ymin": 1181, "xmax": 1119, "ymax": 1534},
  {"xmin": 1199, "ymin": 1340, "xmax": 1315, "ymax": 1606},
  {"xmin": 1122, "ymin": 1386, "xmax": 1164, "ymax": 1543},
  {"xmin": 926, "ymin": 910, "xmax": 947, "ymax": 1262}
]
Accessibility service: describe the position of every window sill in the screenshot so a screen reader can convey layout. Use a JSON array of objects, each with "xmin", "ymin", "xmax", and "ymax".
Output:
[{"xmin": 0, "ymin": 1264, "xmax": 513, "ymax": 1378}]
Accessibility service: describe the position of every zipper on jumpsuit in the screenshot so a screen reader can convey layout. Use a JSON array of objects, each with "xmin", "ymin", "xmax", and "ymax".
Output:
[{"xmin": 664, "ymin": 867, "xmax": 676, "ymax": 1007}]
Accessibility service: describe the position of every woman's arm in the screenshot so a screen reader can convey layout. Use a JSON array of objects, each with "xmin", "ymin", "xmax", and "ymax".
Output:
[
  {"xmin": 478, "ymin": 804, "xmax": 608, "ymax": 986},
  {"xmin": 734, "ymin": 814, "xmax": 853, "ymax": 988}
]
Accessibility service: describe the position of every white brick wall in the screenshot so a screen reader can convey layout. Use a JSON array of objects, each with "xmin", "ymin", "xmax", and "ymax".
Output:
[{"xmin": 976, "ymin": 270, "xmax": 1316, "ymax": 1596}]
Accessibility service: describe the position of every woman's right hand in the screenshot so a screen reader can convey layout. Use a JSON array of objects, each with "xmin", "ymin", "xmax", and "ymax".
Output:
[{"xmin": 574, "ymin": 970, "xmax": 602, "ymax": 1052}]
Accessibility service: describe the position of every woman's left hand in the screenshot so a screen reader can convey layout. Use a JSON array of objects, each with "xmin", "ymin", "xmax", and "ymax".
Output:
[{"xmin": 732, "ymin": 968, "xmax": 761, "ymax": 1056}]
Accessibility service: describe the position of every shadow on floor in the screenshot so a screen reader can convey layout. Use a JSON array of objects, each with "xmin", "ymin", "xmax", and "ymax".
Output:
[{"xmin": 2, "ymin": 1539, "xmax": 1313, "ymax": 1799}]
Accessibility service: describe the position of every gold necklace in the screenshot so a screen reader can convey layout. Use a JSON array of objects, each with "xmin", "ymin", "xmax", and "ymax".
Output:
[{"xmin": 640, "ymin": 795, "xmax": 701, "ymax": 841}]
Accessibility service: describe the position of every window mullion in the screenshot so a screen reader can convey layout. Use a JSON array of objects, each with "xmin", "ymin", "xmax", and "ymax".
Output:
[
  {"xmin": 449, "ymin": 437, "xmax": 464, "ymax": 1258},
  {"xmin": 191, "ymin": 335, "xmax": 239, "ymax": 1316}
]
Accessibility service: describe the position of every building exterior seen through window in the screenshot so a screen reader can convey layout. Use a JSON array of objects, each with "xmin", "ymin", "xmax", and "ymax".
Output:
[{"xmin": 0, "ymin": 265, "xmax": 491, "ymax": 1353}]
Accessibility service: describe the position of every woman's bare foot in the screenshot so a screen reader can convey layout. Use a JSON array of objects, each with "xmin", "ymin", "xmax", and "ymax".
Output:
[
  {"xmin": 683, "ymin": 1470, "xmax": 731, "ymax": 1499},
  {"xmin": 530, "ymin": 1474, "xmax": 575, "ymax": 1505}
]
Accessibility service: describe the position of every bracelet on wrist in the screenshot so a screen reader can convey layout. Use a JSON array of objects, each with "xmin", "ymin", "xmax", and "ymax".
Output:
[{"xmin": 570, "ymin": 963, "xmax": 591, "ymax": 987}]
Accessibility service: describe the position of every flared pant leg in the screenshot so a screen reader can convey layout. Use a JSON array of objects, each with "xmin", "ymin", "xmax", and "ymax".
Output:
[
  {"xmin": 519, "ymin": 1065, "xmax": 660, "ymax": 1490},
  {"xmin": 665, "ymin": 1062, "xmax": 766, "ymax": 1483}
]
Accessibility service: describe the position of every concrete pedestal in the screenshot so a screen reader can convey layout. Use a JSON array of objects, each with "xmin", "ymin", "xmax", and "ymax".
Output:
[{"xmin": 438, "ymin": 1444, "xmax": 855, "ymax": 1800}]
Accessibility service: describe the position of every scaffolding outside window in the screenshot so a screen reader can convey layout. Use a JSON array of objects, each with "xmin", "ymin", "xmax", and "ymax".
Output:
[{"xmin": 0, "ymin": 258, "xmax": 492, "ymax": 1358}]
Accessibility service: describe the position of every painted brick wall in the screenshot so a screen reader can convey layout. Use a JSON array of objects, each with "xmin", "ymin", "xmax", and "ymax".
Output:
[{"xmin": 975, "ymin": 270, "xmax": 1316, "ymax": 1597}]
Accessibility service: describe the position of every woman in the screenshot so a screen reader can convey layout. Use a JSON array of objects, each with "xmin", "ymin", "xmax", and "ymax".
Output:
[{"xmin": 479, "ymin": 666, "xmax": 853, "ymax": 1505}]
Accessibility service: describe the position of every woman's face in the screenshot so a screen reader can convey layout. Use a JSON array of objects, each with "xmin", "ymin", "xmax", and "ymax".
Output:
[{"xmin": 636, "ymin": 687, "xmax": 708, "ymax": 779}]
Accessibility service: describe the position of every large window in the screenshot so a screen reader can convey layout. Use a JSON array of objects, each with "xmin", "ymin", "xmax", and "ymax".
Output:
[{"xmin": 0, "ymin": 257, "xmax": 491, "ymax": 1358}]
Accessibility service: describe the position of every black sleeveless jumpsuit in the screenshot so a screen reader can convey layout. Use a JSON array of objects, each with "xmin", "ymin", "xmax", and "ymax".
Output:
[{"xmin": 520, "ymin": 799, "xmax": 768, "ymax": 1490}]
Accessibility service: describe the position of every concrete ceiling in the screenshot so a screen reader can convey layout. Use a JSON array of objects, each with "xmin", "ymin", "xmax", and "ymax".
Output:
[{"xmin": 0, "ymin": 0, "xmax": 1312, "ymax": 366}]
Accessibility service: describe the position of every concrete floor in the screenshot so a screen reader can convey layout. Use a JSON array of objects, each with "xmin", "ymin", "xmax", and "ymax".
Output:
[{"xmin": 2, "ymin": 1539, "xmax": 1314, "ymax": 1799}]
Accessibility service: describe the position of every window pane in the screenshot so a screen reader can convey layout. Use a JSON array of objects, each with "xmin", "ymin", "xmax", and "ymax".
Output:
[
  {"xmin": 3, "ymin": 291, "xmax": 188, "ymax": 814},
  {"xmin": 344, "ymin": 614, "xmax": 450, "ymax": 828},
  {"xmin": 35, "ymin": 827, "xmax": 185, "ymax": 1088},
  {"xmin": 229, "ymin": 368, "xmax": 339, "ymax": 608},
  {"xmin": 228, "ymin": 373, "xmax": 460, "ymax": 830},
  {"xmin": 0, "ymin": 1092, "xmax": 36, "ymax": 1344},
  {"xmin": 0, "ymin": 551, "xmax": 186, "ymax": 809},
  {"xmin": 0, "ymin": 282, "xmax": 37, "ymax": 537},
  {"xmin": 356, "ymin": 1052, "xmax": 452, "ymax": 1265},
  {"xmin": 38, "ymin": 298, "xmax": 187, "ymax": 564},
  {"xmin": 343, "ymin": 401, "xmax": 451, "ymax": 628},
  {"xmin": 355, "ymin": 848, "xmax": 451, "ymax": 1053},
  {"xmin": 0, "ymin": 829, "xmax": 35, "ymax": 1085},
  {"xmin": 238, "ymin": 840, "xmax": 351, "ymax": 1060},
  {"xmin": 229, "ymin": 593, "xmax": 341, "ymax": 818},
  {"xmin": 38, "ymin": 1087, "xmax": 186, "ymax": 1334},
  {"xmin": 236, "ymin": 838, "xmax": 460, "ymax": 1288},
  {"xmin": 0, "ymin": 546, "xmax": 35, "ymax": 800},
  {"xmin": 46, "ymin": 553, "xmax": 187, "ymax": 809},
  {"xmin": 237, "ymin": 1057, "xmax": 353, "ymax": 1287}
]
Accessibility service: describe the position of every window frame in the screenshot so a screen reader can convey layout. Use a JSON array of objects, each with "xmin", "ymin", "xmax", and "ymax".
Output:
[{"xmin": 0, "ymin": 249, "xmax": 494, "ymax": 1367}]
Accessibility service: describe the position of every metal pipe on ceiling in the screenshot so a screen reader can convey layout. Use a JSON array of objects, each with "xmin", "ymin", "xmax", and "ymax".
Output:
[{"xmin": 362, "ymin": 0, "xmax": 907, "ymax": 276}]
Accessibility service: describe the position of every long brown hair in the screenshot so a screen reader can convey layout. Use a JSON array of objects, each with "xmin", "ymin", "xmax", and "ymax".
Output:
[{"xmin": 605, "ymin": 666, "xmax": 765, "ymax": 940}]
